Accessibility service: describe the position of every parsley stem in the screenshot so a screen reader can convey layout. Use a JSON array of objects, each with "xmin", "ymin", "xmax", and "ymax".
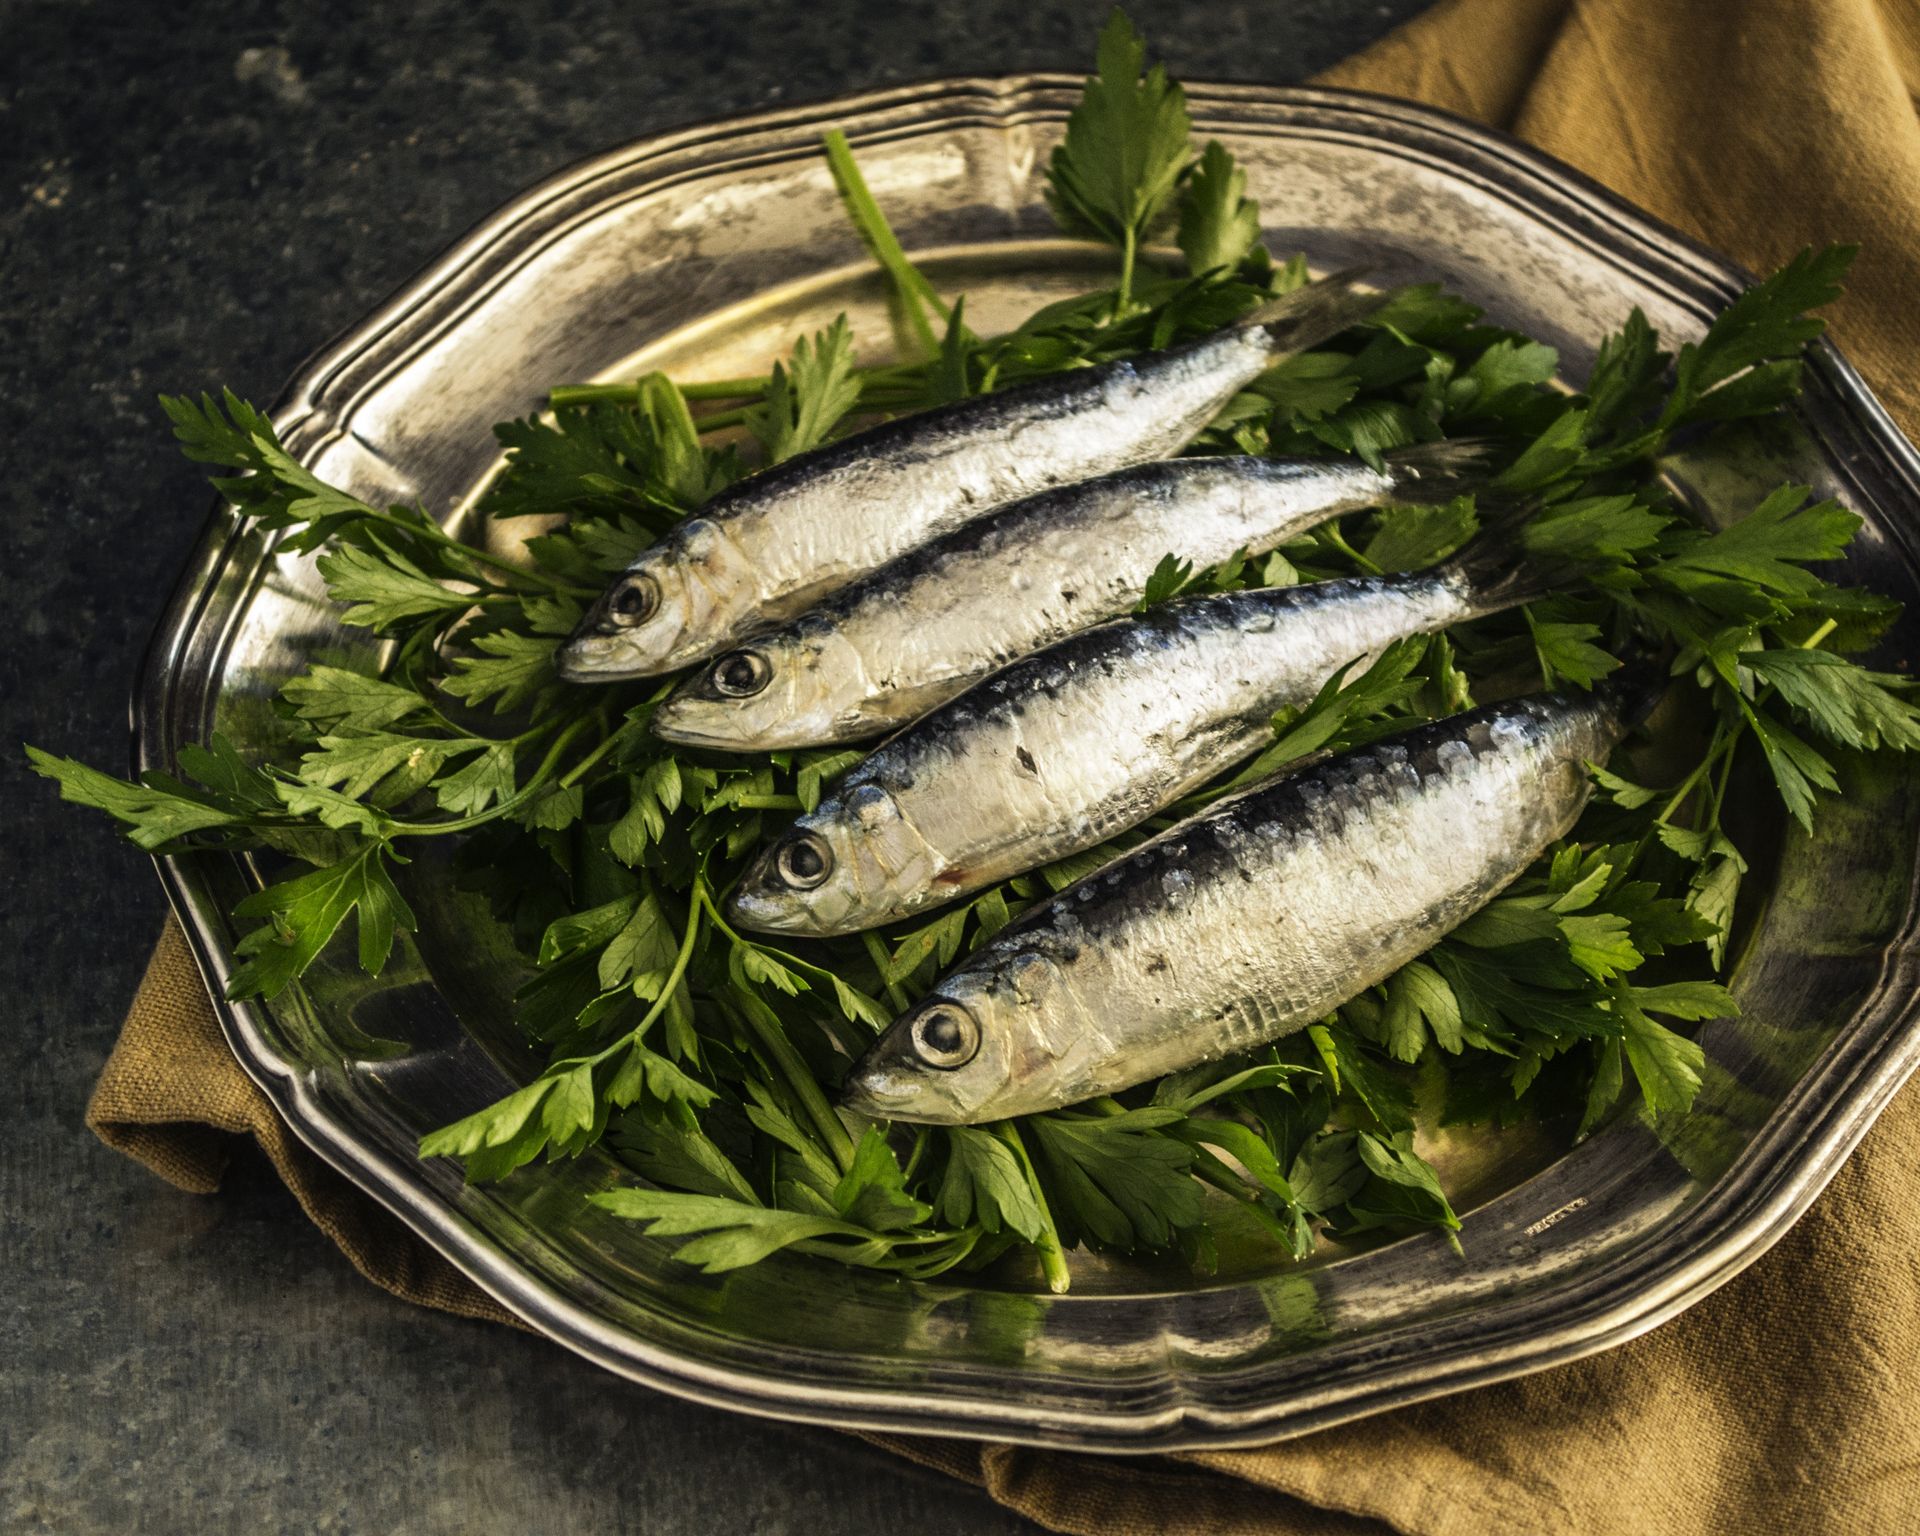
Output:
[
  {"xmin": 707, "ymin": 377, "xmax": 947, "ymax": 438},
  {"xmin": 992, "ymin": 1121, "xmax": 1071, "ymax": 1294},
  {"xmin": 878, "ymin": 1229, "xmax": 987, "ymax": 1279},
  {"xmin": 356, "ymin": 506, "xmax": 591, "ymax": 598},
  {"xmin": 389, "ymin": 714, "xmax": 595, "ymax": 836},
  {"xmin": 1116, "ymin": 228, "xmax": 1137, "ymax": 313},
  {"xmin": 1654, "ymin": 748, "xmax": 1721, "ymax": 828},
  {"xmin": 728, "ymin": 793, "xmax": 805, "ymax": 811},
  {"xmin": 548, "ymin": 376, "xmax": 773, "ymax": 408},
  {"xmin": 822, "ymin": 128, "xmax": 949, "ymax": 359},
  {"xmin": 1320, "ymin": 519, "xmax": 1384, "ymax": 576},
  {"xmin": 557, "ymin": 711, "xmax": 629, "ymax": 790},
  {"xmin": 755, "ymin": 1005, "xmax": 858, "ymax": 1176},
  {"xmin": 701, "ymin": 886, "xmax": 857, "ymax": 1174},
  {"xmin": 691, "ymin": 406, "xmax": 752, "ymax": 435},
  {"xmin": 698, "ymin": 890, "xmax": 885, "ymax": 1014},
  {"xmin": 1800, "ymin": 617, "xmax": 1839, "ymax": 651},
  {"xmin": 449, "ymin": 539, "xmax": 590, "ymax": 597},
  {"xmin": 861, "ymin": 930, "xmax": 911, "ymax": 1011},
  {"xmin": 1188, "ymin": 1151, "xmax": 1295, "ymax": 1244},
  {"xmin": 545, "ymin": 882, "xmax": 706, "ymax": 1075},
  {"xmin": 679, "ymin": 377, "xmax": 772, "ymax": 400},
  {"xmin": 1706, "ymin": 733, "xmax": 1740, "ymax": 828},
  {"xmin": 550, "ymin": 364, "xmax": 927, "ymax": 416},
  {"xmin": 616, "ymin": 882, "xmax": 705, "ymax": 1052},
  {"xmin": 901, "ymin": 1126, "xmax": 929, "ymax": 1182}
]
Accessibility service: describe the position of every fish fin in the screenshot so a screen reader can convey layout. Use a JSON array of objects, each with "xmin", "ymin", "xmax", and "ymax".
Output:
[
  {"xmin": 1379, "ymin": 437, "xmax": 1503, "ymax": 505},
  {"xmin": 1435, "ymin": 499, "xmax": 1577, "ymax": 613},
  {"xmin": 1243, "ymin": 267, "xmax": 1387, "ymax": 358}
]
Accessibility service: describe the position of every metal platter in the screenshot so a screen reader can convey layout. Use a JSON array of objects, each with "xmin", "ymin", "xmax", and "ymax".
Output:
[{"xmin": 135, "ymin": 77, "xmax": 1920, "ymax": 1450}]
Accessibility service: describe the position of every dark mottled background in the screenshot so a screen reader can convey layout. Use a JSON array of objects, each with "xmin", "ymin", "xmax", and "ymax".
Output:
[{"xmin": 0, "ymin": 3, "xmax": 1431, "ymax": 1530}]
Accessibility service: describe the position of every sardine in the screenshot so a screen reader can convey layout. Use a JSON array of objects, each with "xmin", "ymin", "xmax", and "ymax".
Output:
[
  {"xmin": 556, "ymin": 271, "xmax": 1384, "ymax": 681},
  {"xmin": 841, "ymin": 678, "xmax": 1651, "ymax": 1123},
  {"xmin": 727, "ymin": 519, "xmax": 1562, "ymax": 938},
  {"xmin": 651, "ymin": 439, "xmax": 1496, "ymax": 750}
]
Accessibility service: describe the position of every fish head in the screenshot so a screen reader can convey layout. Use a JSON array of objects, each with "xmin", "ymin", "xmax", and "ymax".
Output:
[
  {"xmin": 726, "ymin": 781, "xmax": 938, "ymax": 937},
  {"xmin": 651, "ymin": 621, "xmax": 867, "ymax": 750},
  {"xmin": 840, "ymin": 949, "xmax": 1076, "ymax": 1124},
  {"xmin": 557, "ymin": 519, "xmax": 749, "ymax": 680}
]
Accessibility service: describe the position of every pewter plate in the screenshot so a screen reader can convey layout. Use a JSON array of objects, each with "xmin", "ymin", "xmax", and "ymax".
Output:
[{"xmin": 136, "ymin": 78, "xmax": 1920, "ymax": 1450}]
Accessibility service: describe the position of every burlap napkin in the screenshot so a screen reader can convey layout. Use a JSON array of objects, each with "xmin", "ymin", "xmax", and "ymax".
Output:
[{"xmin": 91, "ymin": 1, "xmax": 1920, "ymax": 1529}]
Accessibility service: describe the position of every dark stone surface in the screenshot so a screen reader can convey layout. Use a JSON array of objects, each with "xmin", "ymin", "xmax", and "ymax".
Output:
[{"xmin": 0, "ymin": 2, "xmax": 1429, "ymax": 1529}]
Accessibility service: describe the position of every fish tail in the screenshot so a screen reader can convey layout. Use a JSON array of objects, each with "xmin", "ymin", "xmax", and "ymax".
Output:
[
  {"xmin": 1595, "ymin": 646, "xmax": 1673, "ymax": 727},
  {"xmin": 1243, "ymin": 267, "xmax": 1387, "ymax": 358},
  {"xmin": 1435, "ymin": 499, "xmax": 1576, "ymax": 613},
  {"xmin": 1378, "ymin": 437, "xmax": 1503, "ymax": 505}
]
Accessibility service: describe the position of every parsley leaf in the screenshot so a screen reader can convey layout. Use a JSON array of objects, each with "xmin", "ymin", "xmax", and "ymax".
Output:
[
  {"xmin": 27, "ymin": 746, "xmax": 250, "ymax": 850},
  {"xmin": 487, "ymin": 375, "xmax": 721, "ymax": 523},
  {"xmin": 161, "ymin": 389, "xmax": 377, "ymax": 551},
  {"xmin": 1528, "ymin": 614, "xmax": 1623, "ymax": 688},
  {"xmin": 588, "ymin": 1189, "xmax": 880, "ymax": 1273},
  {"xmin": 227, "ymin": 841, "xmax": 417, "ymax": 999},
  {"xmin": 1240, "ymin": 635, "xmax": 1433, "ymax": 781},
  {"xmin": 1029, "ymin": 1106, "xmax": 1202, "ymax": 1252},
  {"xmin": 1666, "ymin": 245, "xmax": 1854, "ymax": 427},
  {"xmin": 1045, "ymin": 10, "xmax": 1191, "ymax": 287},
  {"xmin": 1746, "ymin": 649, "xmax": 1920, "ymax": 751},
  {"xmin": 745, "ymin": 318, "xmax": 863, "ymax": 464},
  {"xmin": 1741, "ymin": 701, "xmax": 1839, "ymax": 833},
  {"xmin": 1616, "ymin": 984, "xmax": 1710, "ymax": 1114},
  {"xmin": 1381, "ymin": 961, "xmax": 1464, "ymax": 1060},
  {"xmin": 439, "ymin": 631, "xmax": 560, "ymax": 713},
  {"xmin": 832, "ymin": 1127, "xmax": 934, "ymax": 1233},
  {"xmin": 280, "ymin": 666, "xmax": 431, "ymax": 733},
  {"xmin": 1135, "ymin": 552, "xmax": 1197, "ymax": 609},
  {"xmin": 1344, "ymin": 1131, "xmax": 1460, "ymax": 1247},
  {"xmin": 1177, "ymin": 140, "xmax": 1261, "ymax": 276},
  {"xmin": 934, "ymin": 1126, "xmax": 1051, "ymax": 1243},
  {"xmin": 1365, "ymin": 496, "xmax": 1478, "ymax": 572},
  {"xmin": 297, "ymin": 732, "xmax": 471, "ymax": 801},
  {"xmin": 316, "ymin": 536, "xmax": 475, "ymax": 632},
  {"xmin": 434, "ymin": 741, "xmax": 516, "ymax": 815},
  {"xmin": 1647, "ymin": 485, "xmax": 1859, "ymax": 602}
]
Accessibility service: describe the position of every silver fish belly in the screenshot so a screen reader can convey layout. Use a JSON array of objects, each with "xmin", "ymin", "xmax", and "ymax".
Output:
[
  {"xmin": 843, "ymin": 685, "xmax": 1641, "ymax": 1124},
  {"xmin": 728, "ymin": 547, "xmax": 1546, "ymax": 938},
  {"xmin": 557, "ymin": 273, "xmax": 1381, "ymax": 680},
  {"xmin": 651, "ymin": 439, "xmax": 1494, "ymax": 750}
]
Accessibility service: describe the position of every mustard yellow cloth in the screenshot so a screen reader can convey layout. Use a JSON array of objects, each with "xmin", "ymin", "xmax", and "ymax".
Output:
[{"xmin": 93, "ymin": 2, "xmax": 1920, "ymax": 1528}]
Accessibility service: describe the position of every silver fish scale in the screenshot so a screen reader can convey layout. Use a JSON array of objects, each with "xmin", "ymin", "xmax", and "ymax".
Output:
[
  {"xmin": 907, "ymin": 689, "xmax": 1631, "ymax": 1118},
  {"xmin": 712, "ymin": 328, "xmax": 1278, "ymax": 610},
  {"xmin": 762, "ymin": 455, "xmax": 1394, "ymax": 731},
  {"xmin": 842, "ymin": 573, "xmax": 1479, "ymax": 905}
]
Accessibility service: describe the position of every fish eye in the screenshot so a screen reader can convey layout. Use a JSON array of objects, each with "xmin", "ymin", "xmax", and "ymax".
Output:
[
  {"xmin": 607, "ymin": 575, "xmax": 658, "ymax": 626},
  {"xmin": 774, "ymin": 832, "xmax": 832, "ymax": 889},
  {"xmin": 711, "ymin": 649, "xmax": 771, "ymax": 698},
  {"xmin": 910, "ymin": 1004, "xmax": 979, "ymax": 1070}
]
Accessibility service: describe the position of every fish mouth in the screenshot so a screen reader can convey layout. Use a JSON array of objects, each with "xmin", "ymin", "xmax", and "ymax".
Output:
[
  {"xmin": 649, "ymin": 696, "xmax": 750, "ymax": 748},
  {"xmin": 725, "ymin": 879, "xmax": 824, "ymax": 938},
  {"xmin": 555, "ymin": 631, "xmax": 659, "ymax": 684},
  {"xmin": 839, "ymin": 1057, "xmax": 952, "ymax": 1124}
]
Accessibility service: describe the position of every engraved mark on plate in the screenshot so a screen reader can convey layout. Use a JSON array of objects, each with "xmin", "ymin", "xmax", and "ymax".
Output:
[{"xmin": 1524, "ymin": 1197, "xmax": 1589, "ymax": 1238}]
